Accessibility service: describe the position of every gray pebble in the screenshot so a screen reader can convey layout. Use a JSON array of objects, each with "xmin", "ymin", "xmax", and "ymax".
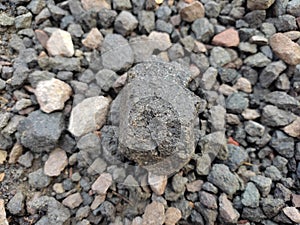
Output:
[
  {"xmin": 191, "ymin": 18, "xmax": 214, "ymax": 43},
  {"xmin": 244, "ymin": 52, "xmax": 271, "ymax": 67},
  {"xmin": 168, "ymin": 43, "xmax": 184, "ymax": 61},
  {"xmin": 226, "ymin": 92, "xmax": 249, "ymax": 113},
  {"xmin": 261, "ymin": 105, "xmax": 296, "ymax": 127},
  {"xmin": 250, "ymin": 175, "xmax": 272, "ymax": 197},
  {"xmin": 264, "ymin": 165, "xmax": 282, "ymax": 181},
  {"xmin": 242, "ymin": 207, "xmax": 267, "ymax": 222},
  {"xmin": 28, "ymin": 168, "xmax": 51, "ymax": 189},
  {"xmin": 224, "ymin": 144, "xmax": 249, "ymax": 171},
  {"xmin": 262, "ymin": 196, "xmax": 285, "ymax": 218},
  {"xmin": 15, "ymin": 12, "xmax": 32, "ymax": 29},
  {"xmin": 95, "ymin": 69, "xmax": 119, "ymax": 92},
  {"xmin": 112, "ymin": 0, "xmax": 132, "ymax": 10},
  {"xmin": 138, "ymin": 11, "xmax": 155, "ymax": 34},
  {"xmin": 245, "ymin": 120, "xmax": 265, "ymax": 137},
  {"xmin": 114, "ymin": 11, "xmax": 138, "ymax": 36},
  {"xmin": 7, "ymin": 192, "xmax": 25, "ymax": 215},
  {"xmin": 209, "ymin": 47, "xmax": 232, "ymax": 67},
  {"xmin": 259, "ymin": 61, "xmax": 287, "ymax": 88},
  {"xmin": 98, "ymin": 9, "xmax": 117, "ymax": 28},
  {"xmin": 241, "ymin": 182, "xmax": 260, "ymax": 208},
  {"xmin": 287, "ymin": 0, "xmax": 300, "ymax": 17},
  {"xmin": 172, "ymin": 174, "xmax": 188, "ymax": 193},
  {"xmin": 274, "ymin": 14, "xmax": 297, "ymax": 32},
  {"xmin": 17, "ymin": 151, "xmax": 34, "ymax": 168}
]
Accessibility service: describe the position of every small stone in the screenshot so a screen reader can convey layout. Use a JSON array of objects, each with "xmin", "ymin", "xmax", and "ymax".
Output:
[
  {"xmin": 0, "ymin": 150, "xmax": 7, "ymax": 165},
  {"xmin": 165, "ymin": 207, "xmax": 181, "ymax": 225},
  {"xmin": 113, "ymin": 0, "xmax": 132, "ymax": 10},
  {"xmin": 91, "ymin": 194, "xmax": 106, "ymax": 210},
  {"xmin": 242, "ymin": 109, "xmax": 260, "ymax": 120},
  {"xmin": 138, "ymin": 11, "xmax": 155, "ymax": 34},
  {"xmin": 46, "ymin": 29, "xmax": 74, "ymax": 57},
  {"xmin": 224, "ymin": 144, "xmax": 249, "ymax": 171},
  {"xmin": 87, "ymin": 158, "xmax": 107, "ymax": 175},
  {"xmin": 247, "ymin": 0, "xmax": 275, "ymax": 10},
  {"xmin": 245, "ymin": 121, "xmax": 265, "ymax": 137},
  {"xmin": 283, "ymin": 207, "xmax": 300, "ymax": 223},
  {"xmin": 142, "ymin": 201, "xmax": 165, "ymax": 225},
  {"xmin": 265, "ymin": 91, "xmax": 300, "ymax": 111},
  {"xmin": 270, "ymin": 130, "xmax": 295, "ymax": 158},
  {"xmin": 101, "ymin": 34, "xmax": 134, "ymax": 72},
  {"xmin": 250, "ymin": 175, "xmax": 272, "ymax": 197},
  {"xmin": 132, "ymin": 217, "xmax": 143, "ymax": 225},
  {"xmin": 148, "ymin": 31, "xmax": 172, "ymax": 51},
  {"xmin": 18, "ymin": 110, "xmax": 64, "ymax": 152},
  {"xmin": 193, "ymin": 41, "xmax": 207, "ymax": 53},
  {"xmin": 15, "ymin": 12, "xmax": 32, "ymax": 29},
  {"xmin": 261, "ymin": 105, "xmax": 296, "ymax": 127},
  {"xmin": 44, "ymin": 148, "xmax": 68, "ymax": 177},
  {"xmin": 114, "ymin": 11, "xmax": 138, "ymax": 36},
  {"xmin": 207, "ymin": 164, "xmax": 240, "ymax": 196},
  {"xmin": 285, "ymin": 118, "xmax": 300, "ymax": 138},
  {"xmin": 244, "ymin": 52, "xmax": 271, "ymax": 67},
  {"xmin": 275, "ymin": 15, "xmax": 298, "ymax": 32},
  {"xmin": 259, "ymin": 61, "xmax": 287, "ymax": 88},
  {"xmin": 17, "ymin": 152, "xmax": 34, "ymax": 168},
  {"xmin": 53, "ymin": 183, "xmax": 65, "ymax": 194},
  {"xmin": 92, "ymin": 173, "xmax": 112, "ymax": 194},
  {"xmin": 264, "ymin": 165, "xmax": 282, "ymax": 181},
  {"xmin": 35, "ymin": 78, "xmax": 72, "ymax": 113},
  {"xmin": 192, "ymin": 18, "xmax": 214, "ymax": 43},
  {"xmin": 82, "ymin": 28, "xmax": 103, "ymax": 49},
  {"xmin": 7, "ymin": 192, "xmax": 24, "ymax": 215},
  {"xmin": 62, "ymin": 193, "xmax": 83, "ymax": 209},
  {"xmin": 186, "ymin": 180, "xmax": 203, "ymax": 192},
  {"xmin": 0, "ymin": 199, "xmax": 9, "ymax": 225},
  {"xmin": 27, "ymin": 0, "xmax": 46, "ymax": 14},
  {"xmin": 238, "ymin": 42, "xmax": 257, "ymax": 54},
  {"xmin": 81, "ymin": 0, "xmax": 111, "ymax": 11},
  {"xmin": 233, "ymin": 77, "xmax": 252, "ymax": 93},
  {"xmin": 287, "ymin": 0, "xmax": 300, "ymax": 17},
  {"xmin": 241, "ymin": 182, "xmax": 260, "ymax": 208},
  {"xmin": 8, "ymin": 143, "xmax": 23, "ymax": 164},
  {"xmin": 180, "ymin": 2, "xmax": 205, "ymax": 22},
  {"xmin": 0, "ymin": 13, "xmax": 14, "ymax": 26},
  {"xmin": 262, "ymin": 196, "xmax": 285, "ymax": 218},
  {"xmin": 283, "ymin": 31, "xmax": 300, "ymax": 40},
  {"xmin": 28, "ymin": 168, "xmax": 51, "ymax": 189},
  {"xmin": 270, "ymin": 33, "xmax": 300, "ymax": 65},
  {"xmin": 172, "ymin": 174, "xmax": 188, "ymax": 193},
  {"xmin": 218, "ymin": 84, "xmax": 237, "ymax": 96},
  {"xmin": 292, "ymin": 194, "xmax": 300, "ymax": 207},
  {"xmin": 209, "ymin": 47, "xmax": 232, "ymax": 67},
  {"xmin": 226, "ymin": 92, "xmax": 249, "ymax": 113},
  {"xmin": 249, "ymin": 35, "xmax": 269, "ymax": 45},
  {"xmin": 148, "ymin": 173, "xmax": 167, "ymax": 196},
  {"xmin": 68, "ymin": 96, "xmax": 111, "ymax": 137},
  {"xmin": 212, "ymin": 28, "xmax": 240, "ymax": 47},
  {"xmin": 219, "ymin": 193, "xmax": 240, "ymax": 224}
]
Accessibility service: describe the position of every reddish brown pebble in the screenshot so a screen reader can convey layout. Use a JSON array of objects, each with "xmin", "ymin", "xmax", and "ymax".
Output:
[
  {"xmin": 180, "ymin": 2, "xmax": 205, "ymax": 22},
  {"xmin": 212, "ymin": 28, "xmax": 240, "ymax": 47}
]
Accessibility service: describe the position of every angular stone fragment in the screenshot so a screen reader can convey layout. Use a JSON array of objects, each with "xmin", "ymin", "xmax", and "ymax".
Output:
[
  {"xmin": 82, "ymin": 28, "xmax": 103, "ymax": 49},
  {"xmin": 283, "ymin": 207, "xmax": 300, "ymax": 223},
  {"xmin": 261, "ymin": 105, "xmax": 296, "ymax": 127},
  {"xmin": 0, "ymin": 199, "xmax": 8, "ymax": 225},
  {"xmin": 0, "ymin": 13, "xmax": 15, "ymax": 26},
  {"xmin": 165, "ymin": 207, "xmax": 182, "ymax": 225},
  {"xmin": 219, "ymin": 193, "xmax": 240, "ymax": 224},
  {"xmin": 117, "ymin": 61, "xmax": 201, "ymax": 175},
  {"xmin": 114, "ymin": 11, "xmax": 138, "ymax": 36},
  {"xmin": 283, "ymin": 117, "xmax": 300, "ymax": 138},
  {"xmin": 148, "ymin": 173, "xmax": 167, "ymax": 195},
  {"xmin": 212, "ymin": 28, "xmax": 240, "ymax": 47},
  {"xmin": 259, "ymin": 61, "xmax": 287, "ymax": 88},
  {"xmin": 148, "ymin": 31, "xmax": 172, "ymax": 51},
  {"xmin": 247, "ymin": 0, "xmax": 275, "ymax": 10},
  {"xmin": 270, "ymin": 33, "xmax": 300, "ymax": 65},
  {"xmin": 35, "ymin": 78, "xmax": 72, "ymax": 113},
  {"xmin": 44, "ymin": 148, "xmax": 68, "ymax": 177},
  {"xmin": 46, "ymin": 29, "xmax": 74, "ymax": 57},
  {"xmin": 62, "ymin": 193, "xmax": 83, "ymax": 209},
  {"xmin": 180, "ymin": 2, "xmax": 205, "ymax": 22},
  {"xmin": 81, "ymin": 0, "xmax": 111, "ymax": 11},
  {"xmin": 142, "ymin": 201, "xmax": 165, "ymax": 225},
  {"xmin": 18, "ymin": 110, "xmax": 64, "ymax": 152},
  {"xmin": 91, "ymin": 173, "xmax": 112, "ymax": 194},
  {"xmin": 68, "ymin": 96, "xmax": 111, "ymax": 137}
]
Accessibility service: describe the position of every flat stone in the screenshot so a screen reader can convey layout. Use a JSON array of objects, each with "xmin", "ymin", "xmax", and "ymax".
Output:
[
  {"xmin": 148, "ymin": 173, "xmax": 167, "ymax": 196},
  {"xmin": 101, "ymin": 34, "xmax": 134, "ymax": 72},
  {"xmin": 18, "ymin": 110, "xmax": 65, "ymax": 152},
  {"xmin": 81, "ymin": 0, "xmax": 111, "ymax": 11},
  {"xmin": 142, "ymin": 201, "xmax": 165, "ymax": 225},
  {"xmin": 44, "ymin": 148, "xmax": 68, "ymax": 177},
  {"xmin": 247, "ymin": 0, "xmax": 275, "ymax": 10},
  {"xmin": 241, "ymin": 182, "xmax": 260, "ymax": 208},
  {"xmin": 270, "ymin": 33, "xmax": 300, "ymax": 65},
  {"xmin": 287, "ymin": 0, "xmax": 300, "ymax": 17},
  {"xmin": 233, "ymin": 77, "xmax": 252, "ymax": 93},
  {"xmin": 180, "ymin": 2, "xmax": 205, "ymax": 22},
  {"xmin": 244, "ymin": 52, "xmax": 271, "ymax": 67},
  {"xmin": 35, "ymin": 78, "xmax": 72, "ymax": 113},
  {"xmin": 261, "ymin": 105, "xmax": 296, "ymax": 127},
  {"xmin": 265, "ymin": 91, "xmax": 300, "ymax": 111},
  {"xmin": 82, "ymin": 28, "xmax": 103, "ymax": 49},
  {"xmin": 250, "ymin": 175, "xmax": 272, "ymax": 197},
  {"xmin": 165, "ymin": 207, "xmax": 182, "ymax": 225},
  {"xmin": 46, "ymin": 29, "xmax": 74, "ymax": 57},
  {"xmin": 8, "ymin": 143, "xmax": 23, "ymax": 164},
  {"xmin": 148, "ymin": 31, "xmax": 172, "ymax": 51},
  {"xmin": 283, "ymin": 207, "xmax": 300, "ymax": 223},
  {"xmin": 212, "ymin": 28, "xmax": 240, "ymax": 47},
  {"xmin": 7, "ymin": 192, "xmax": 24, "ymax": 215},
  {"xmin": 283, "ymin": 31, "xmax": 300, "ymax": 40},
  {"xmin": 0, "ymin": 199, "xmax": 8, "ymax": 225},
  {"xmin": 219, "ymin": 193, "xmax": 240, "ymax": 224},
  {"xmin": 62, "ymin": 193, "xmax": 83, "ymax": 209},
  {"xmin": 259, "ymin": 61, "xmax": 287, "ymax": 88},
  {"xmin": 114, "ymin": 11, "xmax": 138, "ymax": 36},
  {"xmin": 282, "ymin": 119, "xmax": 300, "ymax": 137},
  {"xmin": 226, "ymin": 92, "xmax": 249, "ymax": 113},
  {"xmin": 91, "ymin": 173, "xmax": 112, "ymax": 194},
  {"xmin": 28, "ymin": 168, "xmax": 51, "ymax": 189},
  {"xmin": 186, "ymin": 180, "xmax": 203, "ymax": 192},
  {"xmin": 68, "ymin": 96, "xmax": 111, "ymax": 137}
]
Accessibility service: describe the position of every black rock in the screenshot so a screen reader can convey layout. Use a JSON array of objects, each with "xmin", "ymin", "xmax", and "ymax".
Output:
[{"xmin": 18, "ymin": 110, "xmax": 64, "ymax": 152}]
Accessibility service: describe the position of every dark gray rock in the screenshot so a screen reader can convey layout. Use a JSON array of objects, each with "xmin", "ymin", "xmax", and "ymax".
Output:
[
  {"xmin": 242, "ymin": 207, "xmax": 267, "ymax": 222},
  {"xmin": 244, "ymin": 52, "xmax": 271, "ymax": 67},
  {"xmin": 209, "ymin": 47, "xmax": 232, "ymax": 67},
  {"xmin": 28, "ymin": 168, "xmax": 51, "ymax": 189},
  {"xmin": 138, "ymin": 11, "xmax": 155, "ymax": 34},
  {"xmin": 250, "ymin": 175, "xmax": 272, "ymax": 197},
  {"xmin": 0, "ymin": 12, "xmax": 15, "ymax": 26},
  {"xmin": 199, "ymin": 191, "xmax": 217, "ymax": 209},
  {"xmin": 117, "ymin": 61, "xmax": 201, "ymax": 175},
  {"xmin": 270, "ymin": 130, "xmax": 294, "ymax": 158},
  {"xmin": 261, "ymin": 105, "xmax": 296, "ymax": 127},
  {"xmin": 244, "ymin": 10, "xmax": 266, "ymax": 28},
  {"xmin": 259, "ymin": 61, "xmax": 287, "ymax": 88},
  {"xmin": 101, "ymin": 125, "xmax": 120, "ymax": 163},
  {"xmin": 172, "ymin": 197, "xmax": 193, "ymax": 220},
  {"xmin": 265, "ymin": 91, "xmax": 299, "ymax": 112},
  {"xmin": 98, "ymin": 201, "xmax": 116, "ymax": 221},
  {"xmin": 224, "ymin": 144, "xmax": 249, "ymax": 171},
  {"xmin": 191, "ymin": 18, "xmax": 214, "ymax": 43},
  {"xmin": 208, "ymin": 105, "xmax": 226, "ymax": 132},
  {"xmin": 275, "ymin": 73, "xmax": 290, "ymax": 91},
  {"xmin": 207, "ymin": 164, "xmax": 240, "ymax": 196},
  {"xmin": 38, "ymin": 56, "xmax": 81, "ymax": 72},
  {"xmin": 274, "ymin": 15, "xmax": 298, "ymax": 32},
  {"xmin": 219, "ymin": 68, "xmax": 240, "ymax": 84},
  {"xmin": 204, "ymin": 1, "xmax": 221, "ymax": 18},
  {"xmin": 241, "ymin": 182, "xmax": 260, "ymax": 208},
  {"xmin": 67, "ymin": 23, "xmax": 84, "ymax": 38},
  {"xmin": 77, "ymin": 132, "xmax": 101, "ymax": 166},
  {"xmin": 274, "ymin": 183, "xmax": 292, "ymax": 202},
  {"xmin": 191, "ymin": 53, "xmax": 210, "ymax": 74},
  {"xmin": 202, "ymin": 182, "xmax": 218, "ymax": 194},
  {"xmin": 101, "ymin": 34, "xmax": 134, "ymax": 72},
  {"xmin": 241, "ymin": 66, "xmax": 258, "ymax": 85},
  {"xmin": 98, "ymin": 9, "xmax": 117, "ymax": 28},
  {"xmin": 262, "ymin": 196, "xmax": 285, "ymax": 218},
  {"xmin": 7, "ymin": 192, "xmax": 25, "ymax": 215},
  {"xmin": 194, "ymin": 201, "xmax": 217, "ymax": 225},
  {"xmin": 264, "ymin": 165, "xmax": 282, "ymax": 181},
  {"xmin": 29, "ymin": 196, "xmax": 70, "ymax": 225},
  {"xmin": 271, "ymin": 0, "xmax": 288, "ymax": 16},
  {"xmin": 190, "ymin": 210, "xmax": 205, "ymax": 224},
  {"xmin": 226, "ymin": 92, "xmax": 249, "ymax": 113},
  {"xmin": 28, "ymin": 70, "xmax": 55, "ymax": 88},
  {"xmin": 114, "ymin": 11, "xmax": 138, "ymax": 36},
  {"xmin": 245, "ymin": 120, "xmax": 265, "ymax": 137},
  {"xmin": 95, "ymin": 69, "xmax": 119, "ymax": 92},
  {"xmin": 287, "ymin": 0, "xmax": 300, "ymax": 16},
  {"xmin": 18, "ymin": 110, "xmax": 64, "ymax": 152},
  {"xmin": 273, "ymin": 155, "xmax": 288, "ymax": 172}
]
